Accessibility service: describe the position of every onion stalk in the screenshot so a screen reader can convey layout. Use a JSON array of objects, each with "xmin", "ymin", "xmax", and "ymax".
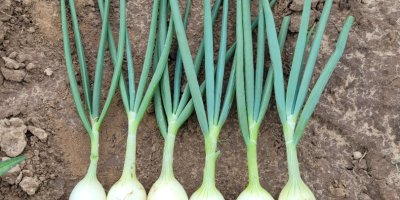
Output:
[
  {"xmin": 235, "ymin": 0, "xmax": 289, "ymax": 199},
  {"xmin": 260, "ymin": 0, "xmax": 354, "ymax": 199},
  {"xmin": 61, "ymin": 0, "xmax": 126, "ymax": 198}
]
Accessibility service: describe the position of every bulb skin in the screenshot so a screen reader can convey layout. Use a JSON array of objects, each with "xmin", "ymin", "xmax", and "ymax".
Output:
[
  {"xmin": 69, "ymin": 176, "xmax": 106, "ymax": 200},
  {"xmin": 189, "ymin": 187, "xmax": 224, "ymax": 200},
  {"xmin": 237, "ymin": 186, "xmax": 274, "ymax": 200},
  {"xmin": 107, "ymin": 178, "xmax": 146, "ymax": 200},
  {"xmin": 148, "ymin": 178, "xmax": 188, "ymax": 200},
  {"xmin": 278, "ymin": 180, "xmax": 315, "ymax": 200}
]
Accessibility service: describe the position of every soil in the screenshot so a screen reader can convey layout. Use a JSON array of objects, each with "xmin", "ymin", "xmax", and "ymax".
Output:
[{"xmin": 0, "ymin": 0, "xmax": 399, "ymax": 199}]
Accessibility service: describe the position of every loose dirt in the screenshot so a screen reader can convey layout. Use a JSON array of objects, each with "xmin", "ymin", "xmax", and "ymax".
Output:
[{"xmin": 0, "ymin": 0, "xmax": 399, "ymax": 199}]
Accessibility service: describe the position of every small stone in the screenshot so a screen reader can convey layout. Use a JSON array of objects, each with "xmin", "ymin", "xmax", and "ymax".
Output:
[
  {"xmin": 23, "ymin": 74, "xmax": 33, "ymax": 83},
  {"xmin": 328, "ymin": 186, "xmax": 349, "ymax": 198},
  {"xmin": 23, "ymin": 0, "xmax": 32, "ymax": 6},
  {"xmin": 16, "ymin": 172, "xmax": 23, "ymax": 184},
  {"xmin": 22, "ymin": 169, "xmax": 34, "ymax": 177},
  {"xmin": 27, "ymin": 27, "xmax": 35, "ymax": 33},
  {"xmin": 389, "ymin": 19, "xmax": 396, "ymax": 25},
  {"xmin": 0, "ymin": 118, "xmax": 27, "ymax": 157},
  {"xmin": 1, "ymin": 157, "xmax": 22, "ymax": 185},
  {"xmin": 16, "ymin": 53, "xmax": 27, "ymax": 63},
  {"xmin": 44, "ymin": 68, "xmax": 53, "ymax": 76},
  {"xmin": 39, "ymin": 176, "xmax": 46, "ymax": 181},
  {"xmin": 353, "ymin": 151, "xmax": 363, "ymax": 160},
  {"xmin": 19, "ymin": 177, "xmax": 40, "ymax": 195},
  {"xmin": 8, "ymin": 52, "xmax": 17, "ymax": 59},
  {"xmin": 0, "ymin": 0, "xmax": 12, "ymax": 21},
  {"xmin": 2, "ymin": 57, "xmax": 25, "ymax": 69},
  {"xmin": 290, "ymin": 0, "xmax": 319, "ymax": 11},
  {"xmin": 1, "ymin": 67, "xmax": 26, "ymax": 82},
  {"xmin": 26, "ymin": 63, "xmax": 36, "ymax": 71},
  {"xmin": 0, "ymin": 74, "xmax": 3, "ymax": 85},
  {"xmin": 28, "ymin": 126, "xmax": 49, "ymax": 142},
  {"xmin": 359, "ymin": 159, "xmax": 368, "ymax": 170}
]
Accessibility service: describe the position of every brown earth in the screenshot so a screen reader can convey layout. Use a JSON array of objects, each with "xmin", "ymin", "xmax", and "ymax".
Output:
[{"xmin": 0, "ymin": 0, "xmax": 399, "ymax": 199}]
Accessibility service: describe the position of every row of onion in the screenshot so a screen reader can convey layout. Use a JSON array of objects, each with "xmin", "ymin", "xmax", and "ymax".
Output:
[{"xmin": 60, "ymin": 0, "xmax": 354, "ymax": 199}]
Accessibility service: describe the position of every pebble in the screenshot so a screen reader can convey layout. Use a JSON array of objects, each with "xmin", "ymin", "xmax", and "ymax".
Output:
[
  {"xmin": 44, "ymin": 68, "xmax": 53, "ymax": 76},
  {"xmin": 16, "ymin": 53, "xmax": 27, "ymax": 63},
  {"xmin": 2, "ymin": 57, "xmax": 25, "ymax": 69},
  {"xmin": 8, "ymin": 52, "xmax": 17, "ymax": 59},
  {"xmin": 359, "ymin": 159, "xmax": 368, "ymax": 170},
  {"xmin": 353, "ymin": 151, "xmax": 363, "ymax": 160},
  {"xmin": 26, "ymin": 63, "xmax": 36, "ymax": 71},
  {"xmin": 0, "ymin": 118, "xmax": 27, "ymax": 157},
  {"xmin": 23, "ymin": 0, "xmax": 32, "ymax": 6},
  {"xmin": 19, "ymin": 177, "xmax": 41, "ymax": 195},
  {"xmin": 27, "ymin": 27, "xmax": 35, "ymax": 33},
  {"xmin": 28, "ymin": 126, "xmax": 49, "ymax": 142},
  {"xmin": 328, "ymin": 186, "xmax": 349, "ymax": 198},
  {"xmin": 22, "ymin": 169, "xmax": 34, "ymax": 177},
  {"xmin": 0, "ymin": 73, "xmax": 3, "ymax": 85},
  {"xmin": 1, "ymin": 157, "xmax": 22, "ymax": 185},
  {"xmin": 1, "ymin": 67, "xmax": 26, "ymax": 82}
]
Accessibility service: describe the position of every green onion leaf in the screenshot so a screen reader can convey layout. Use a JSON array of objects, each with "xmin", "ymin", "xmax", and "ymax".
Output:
[
  {"xmin": 293, "ymin": 16, "xmax": 354, "ymax": 146},
  {"xmin": 0, "ymin": 156, "xmax": 26, "ymax": 176}
]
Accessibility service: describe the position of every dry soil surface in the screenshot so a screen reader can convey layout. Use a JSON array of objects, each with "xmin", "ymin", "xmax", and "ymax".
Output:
[{"xmin": 0, "ymin": 0, "xmax": 399, "ymax": 199}]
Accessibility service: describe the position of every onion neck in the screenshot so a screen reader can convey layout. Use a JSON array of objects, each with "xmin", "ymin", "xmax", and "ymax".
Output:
[
  {"xmin": 286, "ymin": 144, "xmax": 302, "ymax": 183},
  {"xmin": 86, "ymin": 123, "xmax": 100, "ymax": 179},
  {"xmin": 246, "ymin": 126, "xmax": 261, "ymax": 188},
  {"xmin": 202, "ymin": 127, "xmax": 220, "ymax": 189},
  {"xmin": 283, "ymin": 116, "xmax": 302, "ymax": 183},
  {"xmin": 160, "ymin": 127, "xmax": 178, "ymax": 181},
  {"xmin": 121, "ymin": 112, "xmax": 139, "ymax": 182}
]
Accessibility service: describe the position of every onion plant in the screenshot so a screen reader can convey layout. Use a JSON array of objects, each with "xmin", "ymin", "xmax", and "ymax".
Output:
[
  {"xmin": 166, "ymin": 0, "xmax": 239, "ymax": 199},
  {"xmin": 146, "ymin": 0, "xmax": 193, "ymax": 199},
  {"xmin": 147, "ymin": 0, "xmax": 229, "ymax": 199},
  {"xmin": 235, "ymin": 0, "xmax": 290, "ymax": 199},
  {"xmin": 102, "ymin": 0, "xmax": 179, "ymax": 199},
  {"xmin": 259, "ymin": 0, "xmax": 354, "ymax": 199},
  {"xmin": 61, "ymin": 0, "xmax": 126, "ymax": 198},
  {"xmin": 0, "ymin": 155, "xmax": 25, "ymax": 176}
]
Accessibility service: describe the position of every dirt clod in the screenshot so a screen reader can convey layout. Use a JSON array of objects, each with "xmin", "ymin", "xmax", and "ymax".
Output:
[
  {"xmin": 0, "ymin": 67, "xmax": 26, "ymax": 82},
  {"xmin": 28, "ymin": 126, "xmax": 49, "ymax": 142},
  {"xmin": 328, "ymin": 186, "xmax": 349, "ymax": 198},
  {"xmin": 0, "ymin": 0, "xmax": 12, "ymax": 22},
  {"xmin": 0, "ymin": 118, "xmax": 27, "ymax": 157},
  {"xmin": 26, "ymin": 63, "xmax": 36, "ymax": 71},
  {"xmin": 19, "ymin": 176, "xmax": 40, "ymax": 195},
  {"xmin": 2, "ymin": 56, "xmax": 25, "ymax": 69}
]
